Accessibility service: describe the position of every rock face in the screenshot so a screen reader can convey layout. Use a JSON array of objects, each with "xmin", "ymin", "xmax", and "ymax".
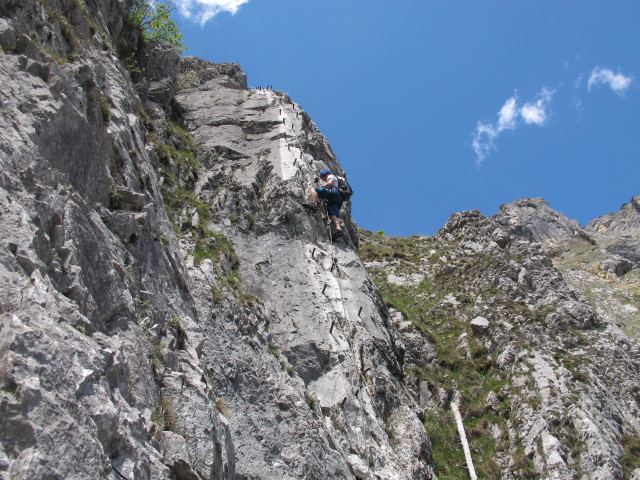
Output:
[
  {"xmin": 0, "ymin": 1, "xmax": 205, "ymax": 478},
  {"xmin": 0, "ymin": 2, "xmax": 432, "ymax": 479},
  {"xmin": 172, "ymin": 57, "xmax": 432, "ymax": 479},
  {"xmin": 586, "ymin": 196, "xmax": 640, "ymax": 267},
  {"xmin": 360, "ymin": 212, "xmax": 640, "ymax": 480},
  {"xmin": 493, "ymin": 197, "xmax": 586, "ymax": 245},
  {"xmin": 494, "ymin": 197, "xmax": 640, "ymax": 340},
  {"xmin": 0, "ymin": 1, "xmax": 638, "ymax": 480}
]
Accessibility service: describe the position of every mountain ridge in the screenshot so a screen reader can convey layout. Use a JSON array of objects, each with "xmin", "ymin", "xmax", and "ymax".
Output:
[
  {"xmin": 494, "ymin": 196, "xmax": 640, "ymax": 340},
  {"xmin": 0, "ymin": 2, "xmax": 638, "ymax": 479}
]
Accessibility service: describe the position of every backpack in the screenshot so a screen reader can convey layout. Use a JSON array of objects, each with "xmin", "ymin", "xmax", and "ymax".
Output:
[{"xmin": 336, "ymin": 176, "xmax": 354, "ymax": 201}]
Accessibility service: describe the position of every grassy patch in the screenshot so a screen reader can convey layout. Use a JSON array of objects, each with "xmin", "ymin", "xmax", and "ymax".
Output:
[
  {"xmin": 424, "ymin": 409, "xmax": 467, "ymax": 479},
  {"xmin": 170, "ymin": 314, "xmax": 185, "ymax": 335},
  {"xmin": 152, "ymin": 395, "xmax": 178, "ymax": 434},
  {"xmin": 97, "ymin": 93, "xmax": 112, "ymax": 124},
  {"xmin": 192, "ymin": 231, "xmax": 238, "ymax": 266},
  {"xmin": 177, "ymin": 69, "xmax": 199, "ymax": 90},
  {"xmin": 215, "ymin": 397, "xmax": 230, "ymax": 416},
  {"xmin": 163, "ymin": 188, "xmax": 209, "ymax": 233},
  {"xmin": 360, "ymin": 229, "xmax": 530, "ymax": 478},
  {"xmin": 149, "ymin": 338, "xmax": 165, "ymax": 378},
  {"xmin": 621, "ymin": 433, "xmax": 640, "ymax": 474},
  {"xmin": 512, "ymin": 448, "xmax": 536, "ymax": 479}
]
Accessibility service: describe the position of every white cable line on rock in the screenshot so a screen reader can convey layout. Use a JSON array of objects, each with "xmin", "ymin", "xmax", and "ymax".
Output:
[
  {"xmin": 260, "ymin": 91, "xmax": 375, "ymax": 457},
  {"xmin": 276, "ymin": 96, "xmax": 309, "ymax": 165},
  {"xmin": 279, "ymin": 93, "xmax": 354, "ymax": 341},
  {"xmin": 319, "ymin": 201, "xmax": 351, "ymax": 330},
  {"xmin": 260, "ymin": 88, "xmax": 360, "ymax": 373}
]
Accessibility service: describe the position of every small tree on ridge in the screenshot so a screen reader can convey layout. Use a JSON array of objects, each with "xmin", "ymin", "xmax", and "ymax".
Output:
[{"xmin": 127, "ymin": 0, "xmax": 186, "ymax": 53}]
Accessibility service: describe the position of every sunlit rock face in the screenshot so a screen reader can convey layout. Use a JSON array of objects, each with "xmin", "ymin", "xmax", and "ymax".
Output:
[
  {"xmin": 0, "ymin": 1, "xmax": 433, "ymax": 478},
  {"xmin": 173, "ymin": 56, "xmax": 433, "ymax": 480},
  {"xmin": 361, "ymin": 210, "xmax": 640, "ymax": 480},
  {"xmin": 0, "ymin": 1, "xmax": 638, "ymax": 479},
  {"xmin": 495, "ymin": 197, "xmax": 640, "ymax": 339}
]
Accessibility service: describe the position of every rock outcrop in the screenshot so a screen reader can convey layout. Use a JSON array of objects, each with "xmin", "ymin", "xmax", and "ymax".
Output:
[
  {"xmin": 171, "ymin": 56, "xmax": 432, "ymax": 479},
  {"xmin": 361, "ymin": 211, "xmax": 640, "ymax": 479},
  {"xmin": 493, "ymin": 197, "xmax": 586, "ymax": 245},
  {"xmin": 495, "ymin": 197, "xmax": 640, "ymax": 340},
  {"xmin": 0, "ymin": 1, "xmax": 638, "ymax": 479},
  {"xmin": 586, "ymin": 196, "xmax": 640, "ymax": 267}
]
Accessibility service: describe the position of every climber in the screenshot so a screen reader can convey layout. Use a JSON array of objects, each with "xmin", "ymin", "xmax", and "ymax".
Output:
[{"xmin": 303, "ymin": 169, "xmax": 344, "ymax": 239}]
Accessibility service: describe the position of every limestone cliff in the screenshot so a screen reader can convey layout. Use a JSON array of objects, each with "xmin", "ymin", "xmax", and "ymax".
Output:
[
  {"xmin": 0, "ymin": 2, "xmax": 639, "ymax": 480},
  {"xmin": 0, "ymin": 1, "xmax": 430, "ymax": 479},
  {"xmin": 495, "ymin": 197, "xmax": 640, "ymax": 339},
  {"xmin": 361, "ymin": 210, "xmax": 640, "ymax": 479}
]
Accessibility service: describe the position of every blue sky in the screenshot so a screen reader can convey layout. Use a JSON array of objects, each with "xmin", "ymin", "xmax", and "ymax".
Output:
[{"xmin": 173, "ymin": 0, "xmax": 639, "ymax": 236}]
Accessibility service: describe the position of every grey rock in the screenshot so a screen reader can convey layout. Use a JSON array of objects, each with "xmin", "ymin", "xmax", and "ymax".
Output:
[
  {"xmin": 586, "ymin": 195, "xmax": 640, "ymax": 265},
  {"xmin": 179, "ymin": 56, "xmax": 248, "ymax": 90},
  {"xmin": 598, "ymin": 256, "xmax": 633, "ymax": 277},
  {"xmin": 138, "ymin": 42, "xmax": 180, "ymax": 109},
  {"xmin": 0, "ymin": 17, "xmax": 16, "ymax": 52},
  {"xmin": 172, "ymin": 64, "xmax": 432, "ymax": 477},
  {"xmin": 587, "ymin": 196, "xmax": 640, "ymax": 236},
  {"xmin": 497, "ymin": 345, "xmax": 517, "ymax": 368},
  {"xmin": 470, "ymin": 316, "xmax": 490, "ymax": 334},
  {"xmin": 493, "ymin": 197, "xmax": 586, "ymax": 244},
  {"xmin": 494, "ymin": 196, "xmax": 640, "ymax": 340}
]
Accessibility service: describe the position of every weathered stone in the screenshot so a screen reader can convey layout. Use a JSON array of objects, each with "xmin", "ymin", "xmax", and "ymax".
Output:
[
  {"xmin": 0, "ymin": 1, "xmax": 638, "ymax": 479},
  {"xmin": 0, "ymin": 17, "xmax": 16, "ymax": 52},
  {"xmin": 493, "ymin": 197, "xmax": 586, "ymax": 244},
  {"xmin": 470, "ymin": 316, "xmax": 490, "ymax": 334},
  {"xmin": 138, "ymin": 42, "xmax": 180, "ymax": 109}
]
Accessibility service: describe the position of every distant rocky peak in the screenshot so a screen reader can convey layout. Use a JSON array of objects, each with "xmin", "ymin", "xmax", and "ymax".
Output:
[
  {"xmin": 586, "ymin": 195, "xmax": 640, "ymax": 236},
  {"xmin": 493, "ymin": 197, "xmax": 585, "ymax": 244},
  {"xmin": 586, "ymin": 195, "xmax": 640, "ymax": 266}
]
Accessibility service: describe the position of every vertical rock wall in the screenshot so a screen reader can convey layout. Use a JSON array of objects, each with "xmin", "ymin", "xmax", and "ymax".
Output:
[
  {"xmin": 0, "ymin": 2, "xmax": 433, "ymax": 479},
  {"xmin": 172, "ymin": 59, "xmax": 434, "ymax": 479},
  {"xmin": 0, "ymin": 2, "xmax": 234, "ymax": 479}
]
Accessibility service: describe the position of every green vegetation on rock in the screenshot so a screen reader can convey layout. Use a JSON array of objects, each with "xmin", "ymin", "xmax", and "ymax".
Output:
[
  {"xmin": 360, "ymin": 230, "xmax": 515, "ymax": 478},
  {"xmin": 126, "ymin": 0, "xmax": 186, "ymax": 53}
]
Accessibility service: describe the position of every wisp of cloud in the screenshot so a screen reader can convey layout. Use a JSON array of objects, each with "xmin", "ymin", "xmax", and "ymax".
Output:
[
  {"xmin": 472, "ymin": 89, "xmax": 553, "ymax": 167},
  {"xmin": 521, "ymin": 88, "xmax": 553, "ymax": 125},
  {"xmin": 175, "ymin": 0, "xmax": 251, "ymax": 26},
  {"xmin": 587, "ymin": 67, "xmax": 633, "ymax": 96}
]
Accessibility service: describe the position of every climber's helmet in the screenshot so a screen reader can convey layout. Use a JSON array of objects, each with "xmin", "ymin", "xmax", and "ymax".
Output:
[{"xmin": 319, "ymin": 169, "xmax": 331, "ymax": 178}]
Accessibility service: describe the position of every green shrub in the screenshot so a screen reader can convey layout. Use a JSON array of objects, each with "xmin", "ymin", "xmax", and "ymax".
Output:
[
  {"xmin": 98, "ymin": 94, "xmax": 112, "ymax": 124},
  {"xmin": 126, "ymin": 0, "xmax": 186, "ymax": 53}
]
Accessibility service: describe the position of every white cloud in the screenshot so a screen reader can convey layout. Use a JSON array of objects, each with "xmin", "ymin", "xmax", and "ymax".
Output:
[
  {"xmin": 497, "ymin": 96, "xmax": 518, "ymax": 130},
  {"xmin": 587, "ymin": 67, "xmax": 633, "ymax": 96},
  {"xmin": 521, "ymin": 88, "xmax": 554, "ymax": 125},
  {"xmin": 175, "ymin": 0, "xmax": 251, "ymax": 26},
  {"xmin": 471, "ymin": 121, "xmax": 499, "ymax": 167},
  {"xmin": 472, "ymin": 89, "xmax": 553, "ymax": 166}
]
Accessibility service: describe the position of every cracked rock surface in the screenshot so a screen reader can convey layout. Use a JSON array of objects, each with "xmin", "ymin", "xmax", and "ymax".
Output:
[
  {"xmin": 361, "ymin": 211, "xmax": 640, "ymax": 479},
  {"xmin": 1, "ymin": 1, "xmax": 638, "ymax": 479}
]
